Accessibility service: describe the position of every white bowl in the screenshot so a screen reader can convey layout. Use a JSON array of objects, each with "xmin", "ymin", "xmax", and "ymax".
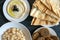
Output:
[
  {"xmin": 0, "ymin": 22, "xmax": 32, "ymax": 40},
  {"xmin": 34, "ymin": 27, "xmax": 59, "ymax": 40},
  {"xmin": 34, "ymin": 27, "xmax": 60, "ymax": 40},
  {"xmin": 3, "ymin": 0, "xmax": 30, "ymax": 22},
  {"xmin": 34, "ymin": 27, "xmax": 57, "ymax": 36},
  {"xmin": 42, "ymin": 22, "xmax": 59, "ymax": 27}
]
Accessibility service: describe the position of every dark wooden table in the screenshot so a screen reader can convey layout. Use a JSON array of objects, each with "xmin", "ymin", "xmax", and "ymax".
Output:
[{"xmin": 0, "ymin": 0, "xmax": 60, "ymax": 38}]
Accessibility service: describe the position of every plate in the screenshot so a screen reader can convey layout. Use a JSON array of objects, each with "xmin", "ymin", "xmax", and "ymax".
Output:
[
  {"xmin": 0, "ymin": 22, "xmax": 32, "ymax": 40},
  {"xmin": 3, "ymin": 0, "xmax": 30, "ymax": 22},
  {"xmin": 42, "ymin": 22, "xmax": 59, "ymax": 27}
]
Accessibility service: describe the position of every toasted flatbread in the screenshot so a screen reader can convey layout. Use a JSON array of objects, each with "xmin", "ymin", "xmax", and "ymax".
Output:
[
  {"xmin": 40, "ymin": 0, "xmax": 52, "ymax": 10},
  {"xmin": 50, "ymin": 0, "xmax": 60, "ymax": 18},
  {"xmin": 30, "ymin": 9, "xmax": 59, "ymax": 22},
  {"xmin": 31, "ymin": 18, "xmax": 57, "ymax": 26},
  {"xmin": 32, "ymin": 0, "xmax": 59, "ymax": 19},
  {"xmin": 30, "ymin": 8, "xmax": 37, "ymax": 17}
]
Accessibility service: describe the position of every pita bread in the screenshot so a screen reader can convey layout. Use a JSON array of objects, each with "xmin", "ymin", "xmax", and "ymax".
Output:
[
  {"xmin": 40, "ymin": 0, "xmax": 52, "ymax": 10},
  {"xmin": 33, "ymin": 0, "xmax": 59, "ymax": 19},
  {"xmin": 31, "ymin": 18, "xmax": 58, "ymax": 25},
  {"xmin": 50, "ymin": 0, "xmax": 60, "ymax": 18},
  {"xmin": 30, "ymin": 9, "xmax": 59, "ymax": 22}
]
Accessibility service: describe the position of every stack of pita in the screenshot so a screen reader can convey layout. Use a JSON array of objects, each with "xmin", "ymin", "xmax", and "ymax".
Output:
[{"xmin": 30, "ymin": 0, "xmax": 60, "ymax": 26}]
